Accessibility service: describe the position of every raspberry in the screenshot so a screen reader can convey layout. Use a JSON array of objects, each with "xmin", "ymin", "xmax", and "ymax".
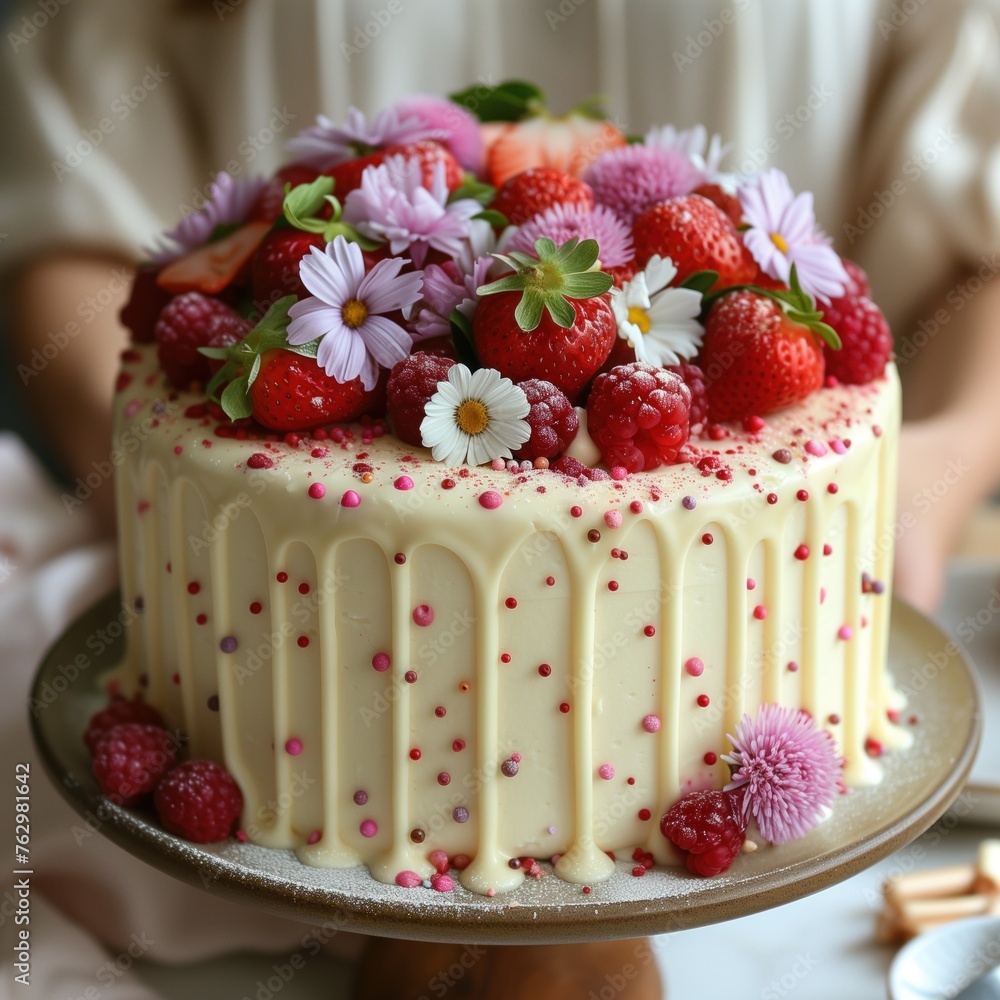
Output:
[
  {"xmin": 605, "ymin": 260, "xmax": 639, "ymax": 289},
  {"xmin": 155, "ymin": 293, "xmax": 249, "ymax": 389},
  {"xmin": 84, "ymin": 698, "xmax": 165, "ymax": 755},
  {"xmin": 91, "ymin": 723, "xmax": 177, "ymax": 806},
  {"xmin": 586, "ymin": 362, "xmax": 691, "ymax": 473},
  {"xmin": 692, "ymin": 183, "xmax": 743, "ymax": 226},
  {"xmin": 664, "ymin": 361, "xmax": 708, "ymax": 430},
  {"xmin": 490, "ymin": 167, "xmax": 594, "ymax": 226},
  {"xmin": 550, "ymin": 456, "xmax": 611, "ymax": 483},
  {"xmin": 154, "ymin": 759, "xmax": 243, "ymax": 843},
  {"xmin": 660, "ymin": 789, "xmax": 746, "ymax": 877},
  {"xmin": 514, "ymin": 379, "xmax": 578, "ymax": 461},
  {"xmin": 386, "ymin": 353, "xmax": 455, "ymax": 447},
  {"xmin": 841, "ymin": 258, "xmax": 871, "ymax": 298},
  {"xmin": 821, "ymin": 294, "xmax": 893, "ymax": 385}
]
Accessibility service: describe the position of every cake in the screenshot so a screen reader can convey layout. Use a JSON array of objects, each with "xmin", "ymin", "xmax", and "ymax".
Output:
[{"xmin": 104, "ymin": 82, "xmax": 909, "ymax": 894}]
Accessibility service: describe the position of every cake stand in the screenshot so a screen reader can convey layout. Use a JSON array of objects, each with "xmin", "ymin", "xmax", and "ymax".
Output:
[{"xmin": 30, "ymin": 592, "xmax": 981, "ymax": 945}]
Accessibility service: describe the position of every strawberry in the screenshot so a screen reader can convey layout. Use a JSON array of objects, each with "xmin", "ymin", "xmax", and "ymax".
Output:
[
  {"xmin": 633, "ymin": 195, "xmax": 756, "ymax": 290},
  {"xmin": 486, "ymin": 114, "xmax": 626, "ymax": 187},
  {"xmin": 250, "ymin": 350, "xmax": 383, "ymax": 430},
  {"xmin": 489, "ymin": 167, "xmax": 594, "ymax": 226},
  {"xmin": 821, "ymin": 293, "xmax": 893, "ymax": 385},
  {"xmin": 120, "ymin": 265, "xmax": 174, "ymax": 343},
  {"xmin": 325, "ymin": 141, "xmax": 463, "ymax": 199},
  {"xmin": 473, "ymin": 237, "xmax": 616, "ymax": 402},
  {"xmin": 156, "ymin": 221, "xmax": 270, "ymax": 295},
  {"xmin": 248, "ymin": 164, "xmax": 321, "ymax": 223},
  {"xmin": 701, "ymin": 290, "xmax": 828, "ymax": 421},
  {"xmin": 252, "ymin": 229, "xmax": 324, "ymax": 306}
]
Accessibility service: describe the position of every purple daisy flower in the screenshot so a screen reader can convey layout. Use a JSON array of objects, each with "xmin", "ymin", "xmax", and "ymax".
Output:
[
  {"xmin": 286, "ymin": 106, "xmax": 446, "ymax": 169},
  {"xmin": 286, "ymin": 236, "xmax": 424, "ymax": 391},
  {"xmin": 583, "ymin": 144, "xmax": 704, "ymax": 225},
  {"xmin": 146, "ymin": 171, "xmax": 266, "ymax": 264},
  {"xmin": 739, "ymin": 168, "xmax": 848, "ymax": 303},
  {"xmin": 413, "ymin": 256, "xmax": 494, "ymax": 341},
  {"xmin": 503, "ymin": 203, "xmax": 633, "ymax": 268},
  {"xmin": 342, "ymin": 156, "xmax": 482, "ymax": 268},
  {"xmin": 723, "ymin": 704, "xmax": 842, "ymax": 845},
  {"xmin": 393, "ymin": 94, "xmax": 483, "ymax": 174}
]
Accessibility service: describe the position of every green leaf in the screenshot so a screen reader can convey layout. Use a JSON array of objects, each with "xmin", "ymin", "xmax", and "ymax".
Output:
[
  {"xmin": 449, "ymin": 173, "xmax": 496, "ymax": 206},
  {"xmin": 197, "ymin": 345, "xmax": 232, "ymax": 360},
  {"xmin": 477, "ymin": 273, "xmax": 527, "ymax": 297},
  {"xmin": 554, "ymin": 237, "xmax": 600, "ymax": 274},
  {"xmin": 448, "ymin": 80, "xmax": 546, "ymax": 122},
  {"xmin": 680, "ymin": 270, "xmax": 719, "ymax": 296},
  {"xmin": 247, "ymin": 352, "xmax": 262, "ymax": 388},
  {"xmin": 321, "ymin": 220, "xmax": 381, "ymax": 250},
  {"xmin": 220, "ymin": 375, "xmax": 252, "ymax": 421},
  {"xmin": 532, "ymin": 237, "xmax": 558, "ymax": 260},
  {"xmin": 570, "ymin": 93, "xmax": 610, "ymax": 121},
  {"xmin": 283, "ymin": 176, "xmax": 336, "ymax": 231},
  {"xmin": 544, "ymin": 294, "xmax": 576, "ymax": 329},
  {"xmin": 448, "ymin": 309, "xmax": 480, "ymax": 370},
  {"xmin": 473, "ymin": 209, "xmax": 509, "ymax": 228},
  {"xmin": 514, "ymin": 290, "xmax": 546, "ymax": 331},
  {"xmin": 283, "ymin": 338, "xmax": 321, "ymax": 359},
  {"xmin": 561, "ymin": 271, "xmax": 614, "ymax": 298}
]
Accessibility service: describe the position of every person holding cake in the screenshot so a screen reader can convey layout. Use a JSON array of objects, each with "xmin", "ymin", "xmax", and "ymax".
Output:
[{"xmin": 2, "ymin": 2, "xmax": 1000, "ymax": 998}]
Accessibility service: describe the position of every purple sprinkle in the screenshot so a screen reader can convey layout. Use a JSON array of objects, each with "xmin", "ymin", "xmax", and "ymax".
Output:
[
  {"xmin": 452, "ymin": 806, "xmax": 469, "ymax": 823},
  {"xmin": 207, "ymin": 694, "xmax": 219, "ymax": 712},
  {"xmin": 353, "ymin": 790, "xmax": 368, "ymax": 805},
  {"xmin": 682, "ymin": 496, "xmax": 696, "ymax": 510},
  {"xmin": 872, "ymin": 580, "xmax": 885, "ymax": 594},
  {"xmin": 220, "ymin": 635, "xmax": 238, "ymax": 653}
]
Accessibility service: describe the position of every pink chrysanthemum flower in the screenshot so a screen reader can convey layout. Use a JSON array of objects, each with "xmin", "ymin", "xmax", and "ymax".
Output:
[
  {"xmin": 342, "ymin": 156, "xmax": 482, "ymax": 267},
  {"xmin": 286, "ymin": 106, "xmax": 446, "ymax": 169},
  {"xmin": 393, "ymin": 94, "xmax": 484, "ymax": 173},
  {"xmin": 738, "ymin": 168, "xmax": 848, "ymax": 303},
  {"xmin": 286, "ymin": 236, "xmax": 423, "ymax": 391},
  {"xmin": 723, "ymin": 704, "xmax": 842, "ymax": 845},
  {"xmin": 146, "ymin": 172, "xmax": 266, "ymax": 264},
  {"xmin": 504, "ymin": 203, "xmax": 633, "ymax": 268},
  {"xmin": 583, "ymin": 144, "xmax": 704, "ymax": 225}
]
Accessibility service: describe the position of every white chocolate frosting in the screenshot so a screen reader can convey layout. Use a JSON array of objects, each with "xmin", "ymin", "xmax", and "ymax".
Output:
[{"xmin": 113, "ymin": 346, "xmax": 906, "ymax": 894}]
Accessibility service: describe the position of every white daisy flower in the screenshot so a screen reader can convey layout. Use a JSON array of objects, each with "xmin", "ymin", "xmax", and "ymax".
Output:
[
  {"xmin": 611, "ymin": 256, "xmax": 704, "ymax": 367},
  {"xmin": 420, "ymin": 365, "xmax": 530, "ymax": 466}
]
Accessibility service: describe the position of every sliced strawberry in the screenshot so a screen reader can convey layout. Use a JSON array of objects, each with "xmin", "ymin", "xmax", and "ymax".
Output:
[
  {"xmin": 325, "ymin": 140, "xmax": 463, "ymax": 199},
  {"xmin": 248, "ymin": 165, "xmax": 321, "ymax": 223},
  {"xmin": 157, "ymin": 221, "xmax": 271, "ymax": 295},
  {"xmin": 489, "ymin": 167, "xmax": 593, "ymax": 226},
  {"xmin": 252, "ymin": 229, "xmax": 324, "ymax": 306},
  {"xmin": 250, "ymin": 350, "xmax": 386, "ymax": 431},
  {"xmin": 701, "ymin": 290, "xmax": 825, "ymax": 421},
  {"xmin": 633, "ymin": 195, "xmax": 756, "ymax": 290},
  {"xmin": 120, "ymin": 265, "xmax": 173, "ymax": 343},
  {"xmin": 486, "ymin": 115, "xmax": 626, "ymax": 187}
]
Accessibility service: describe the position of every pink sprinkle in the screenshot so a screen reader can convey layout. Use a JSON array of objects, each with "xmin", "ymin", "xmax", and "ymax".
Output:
[
  {"xmin": 247, "ymin": 452, "xmax": 273, "ymax": 469},
  {"xmin": 430, "ymin": 873, "xmax": 455, "ymax": 892},
  {"xmin": 838, "ymin": 624, "xmax": 854, "ymax": 641},
  {"xmin": 598, "ymin": 764, "xmax": 615, "ymax": 780},
  {"xmin": 744, "ymin": 414, "xmax": 766, "ymax": 433},
  {"xmin": 823, "ymin": 543, "xmax": 833, "ymax": 555},
  {"xmin": 341, "ymin": 490, "xmax": 361, "ymax": 507},
  {"xmin": 630, "ymin": 500, "xmax": 643, "ymax": 514},
  {"xmin": 794, "ymin": 544, "xmax": 810, "ymax": 561},
  {"xmin": 746, "ymin": 578, "xmax": 756, "ymax": 591},
  {"xmin": 685, "ymin": 657, "xmax": 704, "ymax": 677},
  {"xmin": 372, "ymin": 652, "xmax": 390, "ymax": 672},
  {"xmin": 491, "ymin": 458, "xmax": 505, "ymax": 471},
  {"xmin": 308, "ymin": 483, "xmax": 326, "ymax": 500},
  {"xmin": 642, "ymin": 714, "xmax": 661, "ymax": 733},
  {"xmin": 285, "ymin": 738, "xmax": 303, "ymax": 756},
  {"xmin": 360, "ymin": 819, "xmax": 378, "ymax": 838},
  {"xmin": 805, "ymin": 439, "xmax": 827, "ymax": 457},
  {"xmin": 753, "ymin": 605, "xmax": 767, "ymax": 620},
  {"xmin": 479, "ymin": 490, "xmax": 503, "ymax": 509},
  {"xmin": 830, "ymin": 439, "xmax": 847, "ymax": 455},
  {"xmin": 429, "ymin": 850, "xmax": 450, "ymax": 874},
  {"xmin": 820, "ymin": 587, "xmax": 827, "ymax": 604},
  {"xmin": 486, "ymin": 887, "xmax": 496, "ymax": 897},
  {"xmin": 307, "ymin": 830, "xmax": 321, "ymax": 845},
  {"xmin": 604, "ymin": 510, "xmax": 623, "ymax": 529},
  {"xmin": 124, "ymin": 399, "xmax": 141, "ymax": 418},
  {"xmin": 395, "ymin": 870, "xmax": 423, "ymax": 888},
  {"xmin": 394, "ymin": 475, "xmax": 414, "ymax": 491},
  {"xmin": 610, "ymin": 466, "xmax": 628, "ymax": 481},
  {"xmin": 412, "ymin": 604, "xmax": 435, "ymax": 627}
]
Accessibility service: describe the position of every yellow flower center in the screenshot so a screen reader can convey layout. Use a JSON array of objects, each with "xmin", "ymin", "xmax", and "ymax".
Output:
[
  {"xmin": 455, "ymin": 399, "xmax": 489, "ymax": 436},
  {"xmin": 627, "ymin": 305, "xmax": 652, "ymax": 334},
  {"xmin": 770, "ymin": 232, "xmax": 789, "ymax": 255},
  {"xmin": 341, "ymin": 298, "xmax": 369, "ymax": 329}
]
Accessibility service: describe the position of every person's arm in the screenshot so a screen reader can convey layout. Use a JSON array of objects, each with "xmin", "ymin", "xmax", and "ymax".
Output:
[
  {"xmin": 894, "ymin": 271, "xmax": 1000, "ymax": 611},
  {"xmin": 7, "ymin": 254, "xmax": 132, "ymax": 536}
]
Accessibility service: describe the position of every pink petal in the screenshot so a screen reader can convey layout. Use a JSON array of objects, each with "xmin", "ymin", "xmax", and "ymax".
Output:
[
  {"xmin": 317, "ymin": 326, "xmax": 367, "ymax": 384},
  {"xmin": 358, "ymin": 314, "xmax": 413, "ymax": 369},
  {"xmin": 287, "ymin": 298, "xmax": 343, "ymax": 345}
]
